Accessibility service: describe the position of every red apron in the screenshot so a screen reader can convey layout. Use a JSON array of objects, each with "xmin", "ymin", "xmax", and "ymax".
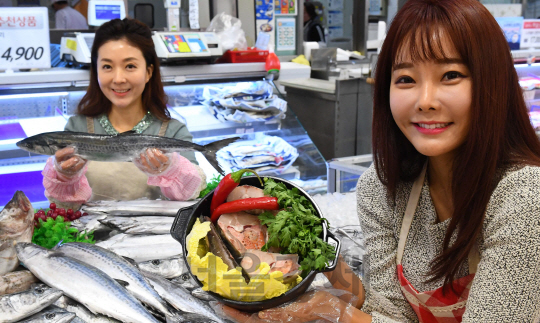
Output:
[{"xmin": 396, "ymin": 164, "xmax": 480, "ymax": 323}]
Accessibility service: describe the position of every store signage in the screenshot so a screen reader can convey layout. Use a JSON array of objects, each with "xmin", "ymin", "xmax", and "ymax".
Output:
[
  {"xmin": 521, "ymin": 19, "xmax": 540, "ymax": 49},
  {"xmin": 0, "ymin": 7, "xmax": 51, "ymax": 70}
]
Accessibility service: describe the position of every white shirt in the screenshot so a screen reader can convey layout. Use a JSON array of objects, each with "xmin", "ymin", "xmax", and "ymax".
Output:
[{"xmin": 55, "ymin": 6, "xmax": 88, "ymax": 30}]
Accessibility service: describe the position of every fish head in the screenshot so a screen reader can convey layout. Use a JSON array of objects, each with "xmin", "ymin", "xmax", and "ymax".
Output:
[
  {"xmin": 15, "ymin": 242, "xmax": 49, "ymax": 263},
  {"xmin": 28, "ymin": 283, "xmax": 64, "ymax": 305},
  {"xmin": 36, "ymin": 306, "xmax": 76, "ymax": 323},
  {"xmin": 0, "ymin": 191, "xmax": 34, "ymax": 236},
  {"xmin": 16, "ymin": 133, "xmax": 58, "ymax": 155}
]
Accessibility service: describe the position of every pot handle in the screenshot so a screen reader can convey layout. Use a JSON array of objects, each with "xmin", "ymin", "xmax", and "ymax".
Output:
[
  {"xmin": 171, "ymin": 205, "xmax": 195, "ymax": 245},
  {"xmin": 320, "ymin": 230, "xmax": 341, "ymax": 272}
]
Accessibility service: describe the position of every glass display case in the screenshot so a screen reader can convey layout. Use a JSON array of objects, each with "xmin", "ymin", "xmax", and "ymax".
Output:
[
  {"xmin": 326, "ymin": 154, "xmax": 372, "ymax": 193},
  {"xmin": 0, "ymin": 66, "xmax": 327, "ymax": 208}
]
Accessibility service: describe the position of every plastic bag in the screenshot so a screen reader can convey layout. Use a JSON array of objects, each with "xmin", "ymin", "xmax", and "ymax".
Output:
[{"xmin": 207, "ymin": 12, "xmax": 248, "ymax": 51}]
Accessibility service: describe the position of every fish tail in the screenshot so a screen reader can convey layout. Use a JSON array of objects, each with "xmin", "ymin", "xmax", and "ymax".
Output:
[{"xmin": 202, "ymin": 137, "xmax": 239, "ymax": 175}]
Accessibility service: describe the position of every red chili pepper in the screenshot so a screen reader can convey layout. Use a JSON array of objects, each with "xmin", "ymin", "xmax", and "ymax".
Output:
[
  {"xmin": 211, "ymin": 197, "xmax": 279, "ymax": 222},
  {"xmin": 210, "ymin": 169, "xmax": 262, "ymax": 214}
]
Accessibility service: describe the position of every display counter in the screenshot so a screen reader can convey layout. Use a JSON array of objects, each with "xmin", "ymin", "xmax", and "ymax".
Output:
[{"xmin": 0, "ymin": 62, "xmax": 327, "ymax": 208}]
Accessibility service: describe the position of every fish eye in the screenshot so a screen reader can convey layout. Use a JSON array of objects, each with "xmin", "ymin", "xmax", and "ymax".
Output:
[
  {"xmin": 151, "ymin": 260, "xmax": 161, "ymax": 266},
  {"xmin": 181, "ymin": 273, "xmax": 189, "ymax": 281},
  {"xmin": 35, "ymin": 287, "xmax": 44, "ymax": 294},
  {"xmin": 45, "ymin": 313, "xmax": 56, "ymax": 320}
]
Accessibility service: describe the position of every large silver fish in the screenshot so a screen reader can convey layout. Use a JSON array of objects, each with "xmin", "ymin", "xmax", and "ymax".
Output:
[
  {"xmin": 137, "ymin": 256, "xmax": 185, "ymax": 279},
  {"xmin": 70, "ymin": 215, "xmax": 109, "ymax": 234},
  {"xmin": 15, "ymin": 243, "xmax": 160, "ymax": 323},
  {"xmin": 18, "ymin": 305, "xmax": 75, "ymax": 323},
  {"xmin": 99, "ymin": 216, "xmax": 174, "ymax": 235},
  {"xmin": 56, "ymin": 243, "xmax": 172, "ymax": 317},
  {"xmin": 80, "ymin": 200, "xmax": 197, "ymax": 217},
  {"xmin": 96, "ymin": 234, "xmax": 182, "ymax": 262},
  {"xmin": 0, "ymin": 270, "xmax": 39, "ymax": 296},
  {"xmin": 54, "ymin": 296, "xmax": 120, "ymax": 323},
  {"xmin": 0, "ymin": 283, "xmax": 63, "ymax": 323},
  {"xmin": 142, "ymin": 272, "xmax": 225, "ymax": 323},
  {"xmin": 16, "ymin": 131, "xmax": 238, "ymax": 175},
  {"xmin": 0, "ymin": 191, "xmax": 34, "ymax": 275}
]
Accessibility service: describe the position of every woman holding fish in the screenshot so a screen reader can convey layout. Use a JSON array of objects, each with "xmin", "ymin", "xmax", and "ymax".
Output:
[
  {"xmin": 42, "ymin": 19, "xmax": 207, "ymax": 208},
  {"xmin": 221, "ymin": 0, "xmax": 540, "ymax": 322}
]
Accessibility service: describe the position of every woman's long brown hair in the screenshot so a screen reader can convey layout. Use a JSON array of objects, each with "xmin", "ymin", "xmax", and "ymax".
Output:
[
  {"xmin": 77, "ymin": 18, "xmax": 170, "ymax": 121},
  {"xmin": 372, "ymin": 0, "xmax": 540, "ymax": 290}
]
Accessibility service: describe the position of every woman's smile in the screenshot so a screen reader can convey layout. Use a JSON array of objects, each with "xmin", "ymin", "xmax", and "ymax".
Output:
[{"xmin": 413, "ymin": 122, "xmax": 453, "ymax": 134}]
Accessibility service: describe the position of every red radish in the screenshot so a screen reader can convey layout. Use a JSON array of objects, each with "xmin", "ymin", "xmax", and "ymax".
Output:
[{"xmin": 49, "ymin": 203, "xmax": 56, "ymax": 210}]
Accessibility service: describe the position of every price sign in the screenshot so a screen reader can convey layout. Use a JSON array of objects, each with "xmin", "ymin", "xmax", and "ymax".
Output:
[{"xmin": 0, "ymin": 7, "xmax": 51, "ymax": 70}]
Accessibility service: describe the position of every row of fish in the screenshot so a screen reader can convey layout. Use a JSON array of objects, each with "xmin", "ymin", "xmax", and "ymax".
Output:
[{"xmin": 13, "ymin": 242, "xmax": 224, "ymax": 323}]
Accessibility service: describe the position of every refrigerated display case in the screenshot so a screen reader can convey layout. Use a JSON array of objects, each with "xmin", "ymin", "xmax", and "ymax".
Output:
[{"xmin": 0, "ymin": 63, "xmax": 327, "ymax": 208}]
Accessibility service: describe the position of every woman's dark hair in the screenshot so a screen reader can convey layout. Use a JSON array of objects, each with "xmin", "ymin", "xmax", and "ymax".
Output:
[
  {"xmin": 304, "ymin": 2, "xmax": 317, "ymax": 19},
  {"xmin": 77, "ymin": 18, "xmax": 170, "ymax": 121},
  {"xmin": 372, "ymin": 0, "xmax": 540, "ymax": 290}
]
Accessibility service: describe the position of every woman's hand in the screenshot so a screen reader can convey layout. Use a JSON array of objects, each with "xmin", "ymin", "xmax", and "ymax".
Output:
[
  {"xmin": 54, "ymin": 147, "xmax": 87, "ymax": 177},
  {"xmin": 219, "ymin": 290, "xmax": 363, "ymax": 323},
  {"xmin": 134, "ymin": 148, "xmax": 170, "ymax": 175}
]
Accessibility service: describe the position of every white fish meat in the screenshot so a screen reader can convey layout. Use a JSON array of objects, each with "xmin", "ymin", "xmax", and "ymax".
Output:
[
  {"xmin": 99, "ymin": 216, "xmax": 174, "ymax": 235},
  {"xmin": 0, "ymin": 270, "xmax": 39, "ymax": 296},
  {"xmin": 54, "ymin": 296, "xmax": 120, "ymax": 323},
  {"xmin": 0, "ymin": 191, "xmax": 34, "ymax": 275},
  {"xmin": 80, "ymin": 200, "xmax": 197, "ymax": 217},
  {"xmin": 137, "ymin": 256, "xmax": 185, "ymax": 279},
  {"xmin": 0, "ymin": 283, "xmax": 63, "ymax": 323},
  {"xmin": 57, "ymin": 243, "xmax": 172, "ymax": 316},
  {"xmin": 216, "ymin": 212, "xmax": 267, "ymax": 259},
  {"xmin": 15, "ymin": 243, "xmax": 159, "ymax": 323},
  {"xmin": 240, "ymin": 249, "xmax": 301, "ymax": 283},
  {"xmin": 142, "ymin": 272, "xmax": 224, "ymax": 323},
  {"xmin": 96, "ymin": 234, "xmax": 182, "ymax": 262},
  {"xmin": 18, "ymin": 306, "xmax": 75, "ymax": 323}
]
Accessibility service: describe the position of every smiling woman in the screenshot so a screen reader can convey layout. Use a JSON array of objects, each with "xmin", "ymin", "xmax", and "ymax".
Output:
[
  {"xmin": 41, "ymin": 19, "xmax": 207, "ymax": 210},
  {"xmin": 220, "ymin": 0, "xmax": 540, "ymax": 322}
]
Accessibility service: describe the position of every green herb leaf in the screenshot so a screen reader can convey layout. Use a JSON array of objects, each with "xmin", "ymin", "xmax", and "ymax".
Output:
[
  {"xmin": 32, "ymin": 216, "xmax": 95, "ymax": 249},
  {"xmin": 258, "ymin": 178, "xmax": 336, "ymax": 275}
]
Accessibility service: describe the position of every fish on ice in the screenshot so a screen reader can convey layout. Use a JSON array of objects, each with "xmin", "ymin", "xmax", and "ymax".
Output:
[
  {"xmin": 15, "ymin": 243, "xmax": 160, "ymax": 323},
  {"xmin": 137, "ymin": 256, "xmax": 185, "ymax": 279},
  {"xmin": 16, "ymin": 131, "xmax": 239, "ymax": 175},
  {"xmin": 56, "ymin": 242, "xmax": 172, "ymax": 316},
  {"xmin": 99, "ymin": 216, "xmax": 174, "ymax": 235},
  {"xmin": 95, "ymin": 234, "xmax": 183, "ymax": 262},
  {"xmin": 0, "ymin": 283, "xmax": 63, "ymax": 323},
  {"xmin": 80, "ymin": 199, "xmax": 197, "ymax": 217},
  {"xmin": 142, "ymin": 272, "xmax": 225, "ymax": 323},
  {"xmin": 53, "ymin": 296, "xmax": 120, "ymax": 323},
  {"xmin": 18, "ymin": 305, "xmax": 75, "ymax": 323}
]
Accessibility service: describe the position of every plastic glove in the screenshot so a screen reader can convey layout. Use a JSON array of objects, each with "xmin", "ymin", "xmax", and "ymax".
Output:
[
  {"xmin": 53, "ymin": 146, "xmax": 87, "ymax": 178},
  {"xmin": 133, "ymin": 148, "xmax": 171, "ymax": 175},
  {"xmin": 215, "ymin": 290, "xmax": 362, "ymax": 323}
]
